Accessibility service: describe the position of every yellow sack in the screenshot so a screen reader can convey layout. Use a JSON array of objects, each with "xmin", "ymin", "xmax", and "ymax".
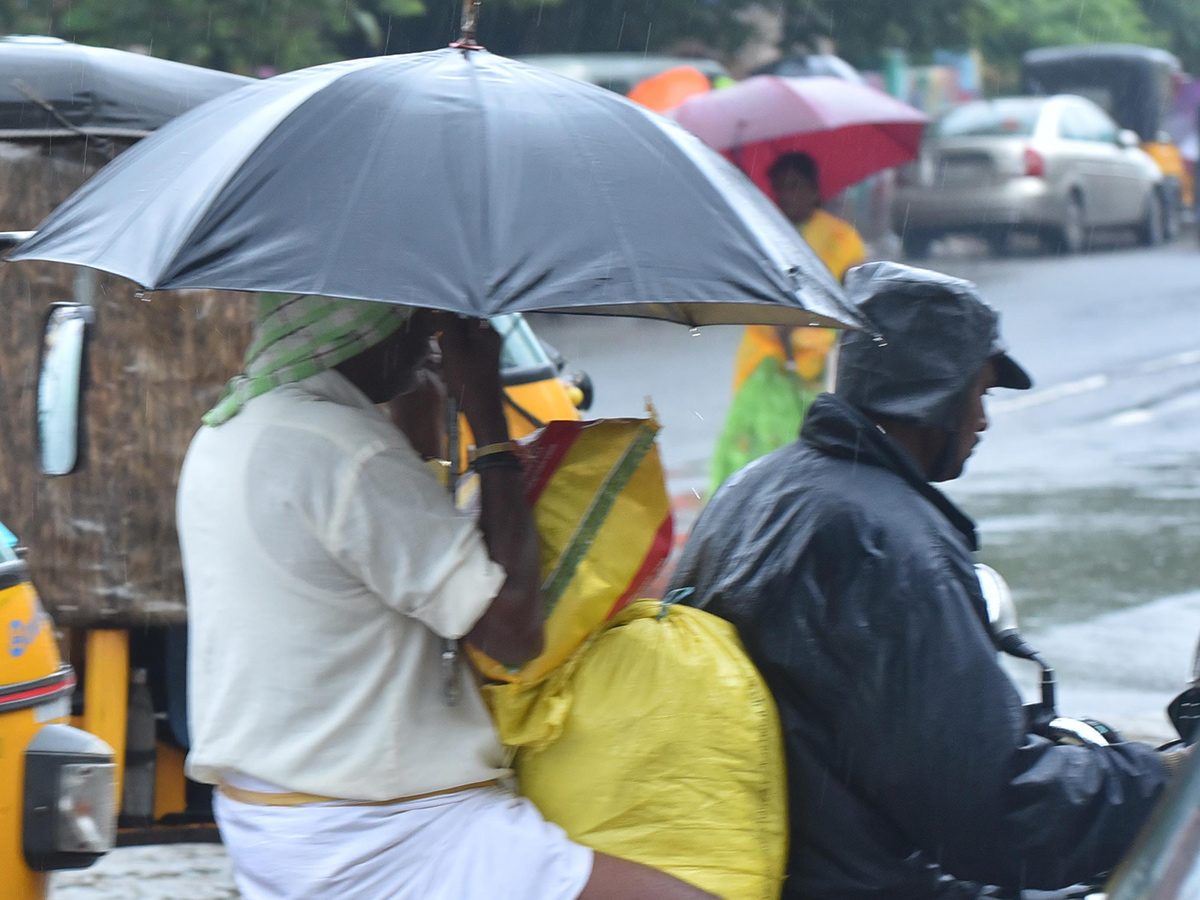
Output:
[
  {"xmin": 466, "ymin": 417, "xmax": 672, "ymax": 684},
  {"xmin": 486, "ymin": 599, "xmax": 788, "ymax": 900}
]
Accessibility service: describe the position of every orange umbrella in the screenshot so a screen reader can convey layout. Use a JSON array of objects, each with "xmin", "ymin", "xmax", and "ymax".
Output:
[{"xmin": 627, "ymin": 65, "xmax": 710, "ymax": 113}]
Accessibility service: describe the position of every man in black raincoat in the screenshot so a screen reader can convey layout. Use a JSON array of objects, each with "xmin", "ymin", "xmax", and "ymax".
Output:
[{"xmin": 671, "ymin": 263, "xmax": 1175, "ymax": 900}]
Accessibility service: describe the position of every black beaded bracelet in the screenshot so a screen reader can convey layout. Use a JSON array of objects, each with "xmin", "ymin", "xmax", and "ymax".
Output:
[{"xmin": 471, "ymin": 450, "xmax": 522, "ymax": 472}]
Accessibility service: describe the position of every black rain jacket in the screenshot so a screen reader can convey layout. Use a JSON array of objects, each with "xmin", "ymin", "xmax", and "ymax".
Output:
[{"xmin": 670, "ymin": 394, "xmax": 1168, "ymax": 900}]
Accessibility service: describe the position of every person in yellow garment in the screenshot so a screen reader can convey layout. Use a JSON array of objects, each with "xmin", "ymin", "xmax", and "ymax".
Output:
[
  {"xmin": 711, "ymin": 152, "xmax": 866, "ymax": 492},
  {"xmin": 733, "ymin": 151, "xmax": 865, "ymax": 391}
]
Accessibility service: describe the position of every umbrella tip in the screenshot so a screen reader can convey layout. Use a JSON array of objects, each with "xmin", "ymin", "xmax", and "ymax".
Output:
[{"xmin": 450, "ymin": 0, "xmax": 485, "ymax": 50}]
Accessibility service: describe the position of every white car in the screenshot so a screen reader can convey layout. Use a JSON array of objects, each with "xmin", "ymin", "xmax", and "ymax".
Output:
[{"xmin": 893, "ymin": 95, "xmax": 1167, "ymax": 257}]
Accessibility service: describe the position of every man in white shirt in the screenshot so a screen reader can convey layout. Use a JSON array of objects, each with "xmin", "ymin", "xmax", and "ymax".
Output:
[{"xmin": 177, "ymin": 294, "xmax": 714, "ymax": 900}]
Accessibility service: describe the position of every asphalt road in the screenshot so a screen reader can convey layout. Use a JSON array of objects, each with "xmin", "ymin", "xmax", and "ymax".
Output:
[{"xmin": 51, "ymin": 236, "xmax": 1200, "ymax": 898}]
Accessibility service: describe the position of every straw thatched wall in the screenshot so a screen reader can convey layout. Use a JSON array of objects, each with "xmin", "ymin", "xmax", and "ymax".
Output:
[{"xmin": 0, "ymin": 140, "xmax": 253, "ymax": 626}]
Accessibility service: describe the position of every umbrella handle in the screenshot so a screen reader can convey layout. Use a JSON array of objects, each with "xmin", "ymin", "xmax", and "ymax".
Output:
[
  {"xmin": 445, "ymin": 393, "xmax": 460, "ymax": 497},
  {"xmin": 442, "ymin": 393, "xmax": 463, "ymax": 706}
]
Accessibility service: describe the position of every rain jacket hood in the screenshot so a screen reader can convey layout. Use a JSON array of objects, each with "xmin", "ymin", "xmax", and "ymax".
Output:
[{"xmin": 836, "ymin": 262, "xmax": 1032, "ymax": 432}]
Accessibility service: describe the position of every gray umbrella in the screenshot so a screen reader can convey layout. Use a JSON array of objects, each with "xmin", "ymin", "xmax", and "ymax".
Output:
[
  {"xmin": 11, "ymin": 47, "xmax": 860, "ymax": 329},
  {"xmin": 0, "ymin": 35, "xmax": 253, "ymax": 139}
]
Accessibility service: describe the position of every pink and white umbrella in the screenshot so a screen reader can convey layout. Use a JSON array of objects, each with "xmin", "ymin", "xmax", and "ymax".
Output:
[{"xmin": 670, "ymin": 75, "xmax": 929, "ymax": 200}]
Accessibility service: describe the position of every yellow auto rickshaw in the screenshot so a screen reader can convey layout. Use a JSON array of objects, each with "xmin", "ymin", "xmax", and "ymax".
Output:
[
  {"xmin": 1023, "ymin": 44, "xmax": 1193, "ymax": 238},
  {"xmin": 0, "ymin": 524, "xmax": 117, "ymax": 898}
]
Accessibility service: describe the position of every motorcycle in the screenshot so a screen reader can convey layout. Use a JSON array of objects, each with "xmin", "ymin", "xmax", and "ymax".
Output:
[
  {"xmin": 975, "ymin": 564, "xmax": 1200, "ymax": 900},
  {"xmin": 977, "ymin": 564, "xmax": 1199, "ymax": 751}
]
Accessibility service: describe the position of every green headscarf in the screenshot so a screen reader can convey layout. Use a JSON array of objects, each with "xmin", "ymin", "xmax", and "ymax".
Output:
[{"xmin": 204, "ymin": 293, "xmax": 414, "ymax": 426}]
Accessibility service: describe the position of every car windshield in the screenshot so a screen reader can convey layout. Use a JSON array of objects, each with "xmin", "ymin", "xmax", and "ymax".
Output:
[
  {"xmin": 492, "ymin": 313, "xmax": 554, "ymax": 373},
  {"xmin": 933, "ymin": 100, "xmax": 1044, "ymax": 138},
  {"xmin": 0, "ymin": 525, "xmax": 17, "ymax": 564}
]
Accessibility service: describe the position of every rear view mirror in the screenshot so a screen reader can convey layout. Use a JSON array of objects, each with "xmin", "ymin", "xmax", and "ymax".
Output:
[
  {"xmin": 37, "ymin": 304, "xmax": 93, "ymax": 476},
  {"xmin": 977, "ymin": 563, "xmax": 1019, "ymax": 635},
  {"xmin": 1190, "ymin": 632, "xmax": 1200, "ymax": 685},
  {"xmin": 1117, "ymin": 129, "xmax": 1140, "ymax": 149}
]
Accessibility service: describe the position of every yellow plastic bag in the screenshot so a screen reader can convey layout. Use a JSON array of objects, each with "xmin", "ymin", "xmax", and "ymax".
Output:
[
  {"xmin": 466, "ymin": 417, "xmax": 672, "ymax": 684},
  {"xmin": 486, "ymin": 600, "xmax": 788, "ymax": 900}
]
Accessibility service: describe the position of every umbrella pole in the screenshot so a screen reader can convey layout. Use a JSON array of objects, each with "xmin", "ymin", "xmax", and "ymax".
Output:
[
  {"xmin": 441, "ymin": 393, "xmax": 463, "ymax": 706},
  {"xmin": 453, "ymin": 0, "xmax": 482, "ymax": 48},
  {"xmin": 445, "ymin": 394, "xmax": 460, "ymax": 498}
]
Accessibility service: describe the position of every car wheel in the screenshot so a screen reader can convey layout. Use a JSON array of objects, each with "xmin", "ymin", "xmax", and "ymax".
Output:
[
  {"xmin": 901, "ymin": 230, "xmax": 934, "ymax": 260},
  {"xmin": 985, "ymin": 229, "xmax": 1012, "ymax": 257},
  {"xmin": 1162, "ymin": 184, "xmax": 1182, "ymax": 242},
  {"xmin": 1047, "ymin": 195, "xmax": 1085, "ymax": 255},
  {"xmin": 1137, "ymin": 190, "xmax": 1164, "ymax": 247}
]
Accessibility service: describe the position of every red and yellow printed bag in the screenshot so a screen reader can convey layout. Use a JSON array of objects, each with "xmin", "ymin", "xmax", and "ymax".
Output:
[{"xmin": 465, "ymin": 416, "xmax": 672, "ymax": 684}]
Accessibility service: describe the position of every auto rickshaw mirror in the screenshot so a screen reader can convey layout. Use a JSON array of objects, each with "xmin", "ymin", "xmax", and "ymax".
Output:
[{"xmin": 37, "ymin": 303, "xmax": 92, "ymax": 476}]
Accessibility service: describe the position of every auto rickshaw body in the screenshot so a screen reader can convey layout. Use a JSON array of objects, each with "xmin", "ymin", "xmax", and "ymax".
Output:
[
  {"xmin": 1023, "ymin": 44, "xmax": 1193, "ymax": 232},
  {"xmin": 0, "ymin": 528, "xmax": 116, "ymax": 898},
  {"xmin": 1, "ymin": 538, "xmax": 68, "ymax": 900}
]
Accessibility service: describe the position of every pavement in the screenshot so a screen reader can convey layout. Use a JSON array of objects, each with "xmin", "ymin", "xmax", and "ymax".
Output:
[
  {"xmin": 49, "ymin": 845, "xmax": 235, "ymax": 899},
  {"xmin": 52, "ymin": 234, "xmax": 1200, "ymax": 898}
]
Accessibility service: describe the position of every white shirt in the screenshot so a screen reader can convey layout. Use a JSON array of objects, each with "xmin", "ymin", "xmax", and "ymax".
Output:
[{"xmin": 177, "ymin": 369, "xmax": 508, "ymax": 800}]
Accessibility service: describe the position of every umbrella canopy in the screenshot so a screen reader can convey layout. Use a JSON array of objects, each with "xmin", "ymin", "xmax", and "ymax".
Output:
[
  {"xmin": 10, "ymin": 48, "xmax": 859, "ymax": 330},
  {"xmin": 0, "ymin": 35, "xmax": 253, "ymax": 139},
  {"xmin": 626, "ymin": 66, "xmax": 711, "ymax": 113},
  {"xmin": 670, "ymin": 75, "xmax": 928, "ymax": 200}
]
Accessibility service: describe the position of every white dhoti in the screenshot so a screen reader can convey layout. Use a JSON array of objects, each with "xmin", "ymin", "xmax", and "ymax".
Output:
[{"xmin": 214, "ymin": 783, "xmax": 593, "ymax": 900}]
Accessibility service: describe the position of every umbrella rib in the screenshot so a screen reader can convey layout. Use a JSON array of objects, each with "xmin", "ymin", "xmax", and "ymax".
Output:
[
  {"xmin": 465, "ymin": 52, "xmax": 491, "ymax": 318},
  {"xmin": 316, "ymin": 67, "xmax": 422, "ymax": 297},
  {"xmin": 90, "ymin": 60, "xmax": 381, "ymax": 285},
  {"xmin": 767, "ymin": 76, "xmax": 821, "ymax": 144},
  {"xmin": 86, "ymin": 132, "xmax": 251, "ymax": 279},
  {"xmin": 875, "ymin": 121, "xmax": 925, "ymax": 160},
  {"xmin": 552, "ymin": 93, "xmax": 650, "ymax": 318},
  {"xmin": 162, "ymin": 58, "xmax": 395, "ymax": 289}
]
